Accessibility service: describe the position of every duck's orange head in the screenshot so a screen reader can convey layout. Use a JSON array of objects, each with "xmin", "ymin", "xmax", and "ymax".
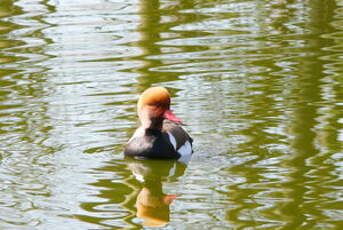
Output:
[{"xmin": 137, "ymin": 87, "xmax": 183, "ymax": 126}]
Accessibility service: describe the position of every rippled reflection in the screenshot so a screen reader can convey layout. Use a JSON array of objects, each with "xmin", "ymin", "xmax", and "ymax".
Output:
[
  {"xmin": 127, "ymin": 159, "xmax": 186, "ymax": 227},
  {"xmin": 0, "ymin": 0, "xmax": 342, "ymax": 229},
  {"xmin": 73, "ymin": 159, "xmax": 186, "ymax": 228}
]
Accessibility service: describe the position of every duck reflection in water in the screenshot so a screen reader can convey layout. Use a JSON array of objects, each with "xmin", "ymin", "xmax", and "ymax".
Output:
[{"xmin": 126, "ymin": 157, "xmax": 187, "ymax": 227}]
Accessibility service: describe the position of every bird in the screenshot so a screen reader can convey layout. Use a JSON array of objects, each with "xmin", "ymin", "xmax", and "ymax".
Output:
[{"xmin": 124, "ymin": 87, "xmax": 193, "ymax": 163}]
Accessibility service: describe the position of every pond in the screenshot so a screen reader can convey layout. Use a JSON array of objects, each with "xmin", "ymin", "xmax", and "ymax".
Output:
[{"xmin": 0, "ymin": 0, "xmax": 342, "ymax": 229}]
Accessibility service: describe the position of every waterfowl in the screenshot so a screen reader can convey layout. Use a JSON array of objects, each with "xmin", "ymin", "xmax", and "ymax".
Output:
[{"xmin": 124, "ymin": 87, "xmax": 193, "ymax": 162}]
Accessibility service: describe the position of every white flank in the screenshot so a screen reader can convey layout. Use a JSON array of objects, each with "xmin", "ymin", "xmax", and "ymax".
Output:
[
  {"xmin": 177, "ymin": 141, "xmax": 192, "ymax": 163},
  {"xmin": 167, "ymin": 132, "xmax": 177, "ymax": 150}
]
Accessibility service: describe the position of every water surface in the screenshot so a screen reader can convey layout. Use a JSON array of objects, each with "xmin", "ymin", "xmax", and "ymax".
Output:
[{"xmin": 0, "ymin": 0, "xmax": 342, "ymax": 229}]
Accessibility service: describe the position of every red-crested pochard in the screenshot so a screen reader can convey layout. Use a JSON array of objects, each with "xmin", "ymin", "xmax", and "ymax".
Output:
[{"xmin": 124, "ymin": 87, "xmax": 193, "ymax": 162}]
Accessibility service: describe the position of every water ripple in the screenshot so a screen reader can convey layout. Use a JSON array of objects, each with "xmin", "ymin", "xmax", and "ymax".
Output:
[{"xmin": 0, "ymin": 0, "xmax": 343, "ymax": 229}]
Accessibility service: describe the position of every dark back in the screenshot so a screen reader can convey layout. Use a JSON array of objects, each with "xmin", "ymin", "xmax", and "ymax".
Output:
[{"xmin": 124, "ymin": 129, "xmax": 180, "ymax": 159}]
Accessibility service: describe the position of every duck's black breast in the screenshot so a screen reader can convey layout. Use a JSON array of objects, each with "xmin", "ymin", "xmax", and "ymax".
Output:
[{"xmin": 124, "ymin": 128, "xmax": 180, "ymax": 159}]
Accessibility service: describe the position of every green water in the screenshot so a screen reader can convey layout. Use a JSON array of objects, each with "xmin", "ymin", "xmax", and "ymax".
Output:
[{"xmin": 0, "ymin": 0, "xmax": 342, "ymax": 229}]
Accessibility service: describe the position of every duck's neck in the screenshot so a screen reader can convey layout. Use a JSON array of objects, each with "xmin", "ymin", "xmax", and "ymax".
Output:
[{"xmin": 140, "ymin": 117, "xmax": 164, "ymax": 130}]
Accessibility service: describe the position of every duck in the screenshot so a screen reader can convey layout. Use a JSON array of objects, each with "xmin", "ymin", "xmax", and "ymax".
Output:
[{"xmin": 124, "ymin": 87, "xmax": 193, "ymax": 162}]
